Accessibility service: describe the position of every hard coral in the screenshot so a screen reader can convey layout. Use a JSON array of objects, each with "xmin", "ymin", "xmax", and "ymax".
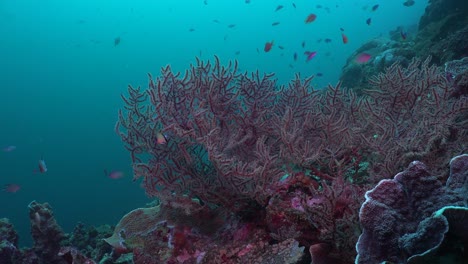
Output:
[
  {"xmin": 445, "ymin": 57, "xmax": 468, "ymax": 98},
  {"xmin": 356, "ymin": 154, "xmax": 468, "ymax": 264},
  {"xmin": 0, "ymin": 202, "xmax": 119, "ymax": 264},
  {"xmin": 28, "ymin": 200, "xmax": 68, "ymax": 264},
  {"xmin": 0, "ymin": 218, "xmax": 20, "ymax": 264},
  {"xmin": 58, "ymin": 246, "xmax": 96, "ymax": 264},
  {"xmin": 105, "ymin": 197, "xmax": 309, "ymax": 264},
  {"xmin": 69, "ymin": 222, "xmax": 113, "ymax": 261},
  {"xmin": 104, "ymin": 206, "xmax": 165, "ymax": 255},
  {"xmin": 0, "ymin": 218, "xmax": 19, "ymax": 247}
]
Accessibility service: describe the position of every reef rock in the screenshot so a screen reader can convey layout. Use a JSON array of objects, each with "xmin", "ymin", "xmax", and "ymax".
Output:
[{"xmin": 0, "ymin": 218, "xmax": 21, "ymax": 264}]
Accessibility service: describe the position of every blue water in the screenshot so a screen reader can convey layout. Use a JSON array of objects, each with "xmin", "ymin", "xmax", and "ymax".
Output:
[{"xmin": 0, "ymin": 0, "xmax": 427, "ymax": 247}]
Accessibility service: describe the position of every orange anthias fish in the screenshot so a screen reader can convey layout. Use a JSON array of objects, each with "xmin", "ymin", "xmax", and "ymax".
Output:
[
  {"xmin": 156, "ymin": 132, "xmax": 167, "ymax": 144},
  {"xmin": 341, "ymin": 33, "xmax": 348, "ymax": 44},
  {"xmin": 264, "ymin": 41, "xmax": 274, "ymax": 52},
  {"xmin": 305, "ymin": 14, "xmax": 317, "ymax": 23}
]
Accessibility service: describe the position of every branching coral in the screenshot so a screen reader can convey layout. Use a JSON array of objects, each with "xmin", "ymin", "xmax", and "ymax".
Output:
[{"xmin": 116, "ymin": 56, "xmax": 467, "ymax": 262}]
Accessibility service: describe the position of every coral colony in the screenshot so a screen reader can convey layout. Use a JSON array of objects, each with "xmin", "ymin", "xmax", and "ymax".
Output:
[
  {"xmin": 109, "ymin": 56, "xmax": 467, "ymax": 263},
  {"xmin": 2, "ymin": 55, "xmax": 465, "ymax": 264},
  {"xmin": 1, "ymin": 58, "xmax": 468, "ymax": 264}
]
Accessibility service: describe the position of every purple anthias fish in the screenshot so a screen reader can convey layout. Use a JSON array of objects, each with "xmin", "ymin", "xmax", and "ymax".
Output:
[
  {"xmin": 105, "ymin": 169, "xmax": 124, "ymax": 179},
  {"xmin": 304, "ymin": 51, "xmax": 317, "ymax": 62},
  {"xmin": 3, "ymin": 183, "xmax": 21, "ymax": 193},
  {"xmin": 356, "ymin": 53, "xmax": 372, "ymax": 63}
]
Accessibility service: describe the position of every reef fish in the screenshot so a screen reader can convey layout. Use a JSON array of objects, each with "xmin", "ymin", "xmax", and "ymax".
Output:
[
  {"xmin": 38, "ymin": 159, "xmax": 47, "ymax": 173},
  {"xmin": 2, "ymin": 184, "xmax": 21, "ymax": 193},
  {"xmin": 105, "ymin": 170, "xmax": 124, "ymax": 180},
  {"xmin": 156, "ymin": 132, "xmax": 167, "ymax": 145},
  {"xmin": 403, "ymin": 0, "xmax": 415, "ymax": 7},
  {"xmin": 304, "ymin": 51, "xmax": 317, "ymax": 62},
  {"xmin": 264, "ymin": 41, "xmax": 274, "ymax": 52},
  {"xmin": 341, "ymin": 33, "xmax": 348, "ymax": 44},
  {"xmin": 305, "ymin": 14, "xmax": 317, "ymax": 23},
  {"xmin": 356, "ymin": 53, "xmax": 372, "ymax": 63},
  {"xmin": 2, "ymin": 145, "xmax": 16, "ymax": 152},
  {"xmin": 114, "ymin": 37, "xmax": 121, "ymax": 46}
]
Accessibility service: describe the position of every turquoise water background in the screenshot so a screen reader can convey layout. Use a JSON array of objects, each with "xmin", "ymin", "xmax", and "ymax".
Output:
[{"xmin": 0, "ymin": 0, "xmax": 427, "ymax": 246}]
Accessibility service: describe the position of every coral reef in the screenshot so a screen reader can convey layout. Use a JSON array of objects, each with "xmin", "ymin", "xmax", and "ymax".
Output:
[
  {"xmin": 104, "ymin": 200, "xmax": 306, "ymax": 264},
  {"xmin": 118, "ymin": 55, "xmax": 466, "ymax": 197},
  {"xmin": 340, "ymin": 0, "xmax": 468, "ymax": 92},
  {"xmin": 114, "ymin": 54, "xmax": 466, "ymax": 263},
  {"xmin": 445, "ymin": 57, "xmax": 468, "ymax": 98},
  {"xmin": 0, "ymin": 202, "xmax": 114, "ymax": 264},
  {"xmin": 340, "ymin": 38, "xmax": 416, "ymax": 94},
  {"xmin": 418, "ymin": 0, "xmax": 468, "ymax": 30},
  {"xmin": 0, "ymin": 218, "xmax": 21, "ymax": 264},
  {"xmin": 28, "ymin": 201, "xmax": 67, "ymax": 263},
  {"xmin": 69, "ymin": 222, "xmax": 114, "ymax": 262},
  {"xmin": 4, "ymin": 57, "xmax": 463, "ymax": 264},
  {"xmin": 356, "ymin": 154, "xmax": 468, "ymax": 263},
  {"xmin": 57, "ymin": 246, "xmax": 97, "ymax": 264},
  {"xmin": 111, "ymin": 5, "xmax": 468, "ymax": 260},
  {"xmin": 266, "ymin": 174, "xmax": 364, "ymax": 263},
  {"xmin": 2, "ymin": 3, "xmax": 467, "ymax": 263}
]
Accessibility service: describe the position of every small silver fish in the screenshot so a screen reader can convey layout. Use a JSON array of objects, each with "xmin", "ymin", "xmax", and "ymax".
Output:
[{"xmin": 38, "ymin": 159, "xmax": 47, "ymax": 173}]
